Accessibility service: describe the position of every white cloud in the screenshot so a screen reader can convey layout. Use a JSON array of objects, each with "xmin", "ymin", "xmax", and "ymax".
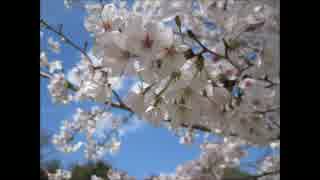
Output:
[
  {"xmin": 130, "ymin": 81, "xmax": 150, "ymax": 94},
  {"xmin": 95, "ymin": 115, "xmax": 145, "ymax": 138},
  {"xmin": 108, "ymin": 76, "xmax": 123, "ymax": 91},
  {"xmin": 87, "ymin": 50, "xmax": 103, "ymax": 67},
  {"xmin": 118, "ymin": 116, "xmax": 146, "ymax": 137}
]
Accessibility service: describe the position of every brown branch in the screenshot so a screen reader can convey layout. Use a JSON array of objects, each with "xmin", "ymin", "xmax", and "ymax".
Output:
[
  {"xmin": 41, "ymin": 70, "xmax": 211, "ymax": 132},
  {"xmin": 112, "ymin": 89, "xmax": 126, "ymax": 107},
  {"xmin": 40, "ymin": 19, "xmax": 132, "ymax": 113},
  {"xmin": 40, "ymin": 71, "xmax": 133, "ymax": 112},
  {"xmin": 187, "ymin": 30, "xmax": 225, "ymax": 58},
  {"xmin": 40, "ymin": 18, "xmax": 279, "ymax": 138},
  {"xmin": 41, "ymin": 72, "xmax": 280, "ymax": 141},
  {"xmin": 186, "ymin": 29, "xmax": 241, "ymax": 71},
  {"xmin": 40, "ymin": 71, "xmax": 52, "ymax": 79}
]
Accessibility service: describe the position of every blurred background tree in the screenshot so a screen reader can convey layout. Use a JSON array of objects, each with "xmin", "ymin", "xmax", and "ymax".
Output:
[
  {"xmin": 40, "ymin": 128, "xmax": 256, "ymax": 180},
  {"xmin": 70, "ymin": 160, "xmax": 111, "ymax": 180},
  {"xmin": 222, "ymin": 168, "xmax": 253, "ymax": 180},
  {"xmin": 41, "ymin": 128, "xmax": 112, "ymax": 180}
]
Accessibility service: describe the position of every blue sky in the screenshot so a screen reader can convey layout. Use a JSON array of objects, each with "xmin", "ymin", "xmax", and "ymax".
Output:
[{"xmin": 40, "ymin": 0, "xmax": 271, "ymax": 179}]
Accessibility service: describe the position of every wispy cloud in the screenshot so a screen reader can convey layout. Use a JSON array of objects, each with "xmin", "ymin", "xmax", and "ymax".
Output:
[
  {"xmin": 118, "ymin": 116, "xmax": 146, "ymax": 137},
  {"xmin": 86, "ymin": 49, "xmax": 145, "ymax": 136},
  {"xmin": 95, "ymin": 115, "xmax": 146, "ymax": 138}
]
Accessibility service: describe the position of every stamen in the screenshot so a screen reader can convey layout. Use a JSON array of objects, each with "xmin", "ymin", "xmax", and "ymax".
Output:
[
  {"xmin": 103, "ymin": 21, "xmax": 112, "ymax": 31},
  {"xmin": 142, "ymin": 33, "xmax": 154, "ymax": 49}
]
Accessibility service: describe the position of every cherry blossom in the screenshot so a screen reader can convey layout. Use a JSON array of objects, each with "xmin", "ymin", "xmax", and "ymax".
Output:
[
  {"xmin": 48, "ymin": 37, "xmax": 61, "ymax": 54},
  {"xmin": 40, "ymin": 51, "xmax": 49, "ymax": 67},
  {"xmin": 40, "ymin": 0, "xmax": 280, "ymax": 179},
  {"xmin": 48, "ymin": 73, "xmax": 72, "ymax": 104},
  {"xmin": 48, "ymin": 169, "xmax": 71, "ymax": 180}
]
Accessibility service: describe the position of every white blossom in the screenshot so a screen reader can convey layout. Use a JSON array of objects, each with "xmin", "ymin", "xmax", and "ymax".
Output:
[
  {"xmin": 48, "ymin": 169, "xmax": 71, "ymax": 180},
  {"xmin": 48, "ymin": 37, "xmax": 61, "ymax": 54},
  {"xmin": 93, "ymin": 31, "xmax": 136, "ymax": 76},
  {"xmin": 40, "ymin": 51, "xmax": 49, "ymax": 67},
  {"xmin": 49, "ymin": 60, "xmax": 63, "ymax": 73},
  {"xmin": 91, "ymin": 175, "xmax": 104, "ymax": 180},
  {"xmin": 42, "ymin": 0, "xmax": 280, "ymax": 179},
  {"xmin": 48, "ymin": 73, "xmax": 71, "ymax": 104}
]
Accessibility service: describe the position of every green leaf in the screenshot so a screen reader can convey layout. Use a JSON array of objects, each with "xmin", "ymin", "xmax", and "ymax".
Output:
[
  {"xmin": 65, "ymin": 81, "xmax": 78, "ymax": 91},
  {"xmin": 184, "ymin": 49, "xmax": 195, "ymax": 59},
  {"xmin": 175, "ymin": 16, "xmax": 182, "ymax": 29},
  {"xmin": 229, "ymin": 40, "xmax": 241, "ymax": 49},
  {"xmin": 195, "ymin": 56, "xmax": 204, "ymax": 72}
]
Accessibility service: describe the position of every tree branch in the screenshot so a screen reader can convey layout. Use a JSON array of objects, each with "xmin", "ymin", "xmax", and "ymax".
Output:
[
  {"xmin": 41, "ymin": 71, "xmax": 280, "ymax": 142},
  {"xmin": 40, "ymin": 71, "xmax": 133, "ymax": 112},
  {"xmin": 40, "ymin": 71, "xmax": 52, "ymax": 79},
  {"xmin": 186, "ymin": 29, "xmax": 241, "ymax": 71},
  {"xmin": 40, "ymin": 71, "xmax": 214, "ymax": 133},
  {"xmin": 187, "ymin": 30, "xmax": 224, "ymax": 58},
  {"xmin": 40, "ymin": 19, "xmax": 132, "ymax": 113},
  {"xmin": 40, "ymin": 18, "xmax": 279, "ymax": 140},
  {"xmin": 112, "ymin": 89, "xmax": 126, "ymax": 107},
  {"xmin": 40, "ymin": 18, "xmax": 94, "ymax": 65}
]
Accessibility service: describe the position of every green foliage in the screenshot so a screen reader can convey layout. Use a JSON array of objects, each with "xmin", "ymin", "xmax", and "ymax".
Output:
[
  {"xmin": 40, "ymin": 128, "xmax": 111, "ymax": 180},
  {"xmin": 40, "ymin": 168, "xmax": 48, "ymax": 180},
  {"xmin": 70, "ymin": 161, "xmax": 111, "ymax": 180},
  {"xmin": 44, "ymin": 159, "xmax": 61, "ymax": 173},
  {"xmin": 40, "ymin": 160, "xmax": 112, "ymax": 180},
  {"xmin": 223, "ymin": 168, "xmax": 252, "ymax": 180}
]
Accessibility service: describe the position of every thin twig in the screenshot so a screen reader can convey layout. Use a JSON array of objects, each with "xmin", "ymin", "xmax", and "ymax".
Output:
[
  {"xmin": 41, "ymin": 72, "xmax": 281, "ymax": 140},
  {"xmin": 40, "ymin": 18, "xmax": 280, "ymax": 138},
  {"xmin": 186, "ymin": 29, "xmax": 241, "ymax": 71},
  {"xmin": 40, "ymin": 71, "xmax": 133, "ymax": 112},
  {"xmin": 40, "ymin": 18, "xmax": 94, "ymax": 65},
  {"xmin": 112, "ymin": 89, "xmax": 126, "ymax": 107},
  {"xmin": 40, "ymin": 71, "xmax": 52, "ymax": 79},
  {"xmin": 40, "ymin": 18, "xmax": 133, "ymax": 113}
]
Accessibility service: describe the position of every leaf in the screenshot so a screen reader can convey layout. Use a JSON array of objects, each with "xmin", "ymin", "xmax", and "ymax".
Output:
[
  {"xmin": 183, "ymin": 49, "xmax": 195, "ymax": 59},
  {"xmin": 175, "ymin": 16, "xmax": 182, "ymax": 29}
]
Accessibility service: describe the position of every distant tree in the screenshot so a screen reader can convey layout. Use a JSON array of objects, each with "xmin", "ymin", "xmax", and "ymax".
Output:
[
  {"xmin": 45, "ymin": 159, "xmax": 62, "ymax": 174},
  {"xmin": 41, "ymin": 168, "xmax": 49, "ymax": 180},
  {"xmin": 222, "ymin": 168, "xmax": 252, "ymax": 180},
  {"xmin": 70, "ymin": 161, "xmax": 111, "ymax": 180}
]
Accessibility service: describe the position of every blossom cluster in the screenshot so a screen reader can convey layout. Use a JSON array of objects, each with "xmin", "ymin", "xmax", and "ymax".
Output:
[
  {"xmin": 90, "ymin": 169, "xmax": 136, "ymax": 180},
  {"xmin": 146, "ymin": 138, "xmax": 279, "ymax": 180},
  {"xmin": 147, "ymin": 137, "xmax": 246, "ymax": 180},
  {"xmin": 41, "ymin": 0, "xmax": 280, "ymax": 145},
  {"xmin": 52, "ymin": 106, "xmax": 122, "ymax": 160},
  {"xmin": 40, "ymin": 0, "xmax": 280, "ymax": 179},
  {"xmin": 48, "ymin": 169, "xmax": 72, "ymax": 180}
]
